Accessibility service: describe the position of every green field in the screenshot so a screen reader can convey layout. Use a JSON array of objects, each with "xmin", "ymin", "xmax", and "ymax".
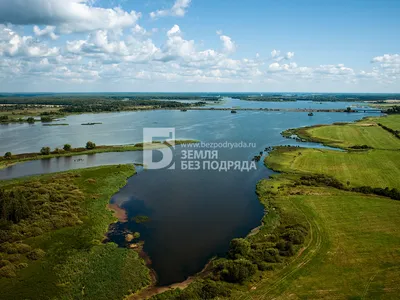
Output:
[
  {"xmin": 0, "ymin": 165, "xmax": 150, "ymax": 300},
  {"xmin": 306, "ymin": 123, "xmax": 400, "ymax": 149},
  {"xmin": 231, "ymin": 178, "xmax": 400, "ymax": 299},
  {"xmin": 371, "ymin": 115, "xmax": 400, "ymax": 131},
  {"xmin": 284, "ymin": 115, "xmax": 400, "ymax": 150},
  {"xmin": 267, "ymin": 147, "xmax": 400, "ymax": 189},
  {"xmin": 243, "ymin": 115, "xmax": 400, "ymax": 299}
]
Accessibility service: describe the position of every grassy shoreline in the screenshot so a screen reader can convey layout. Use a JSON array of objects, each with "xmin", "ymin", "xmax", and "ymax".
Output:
[
  {"xmin": 0, "ymin": 140, "xmax": 199, "ymax": 170},
  {"xmin": 245, "ymin": 114, "xmax": 400, "ymax": 299}
]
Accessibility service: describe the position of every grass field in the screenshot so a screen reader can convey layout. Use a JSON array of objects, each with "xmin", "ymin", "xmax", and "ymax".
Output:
[
  {"xmin": 284, "ymin": 115, "xmax": 400, "ymax": 150},
  {"xmin": 0, "ymin": 165, "xmax": 150, "ymax": 300},
  {"xmin": 370, "ymin": 115, "xmax": 400, "ymax": 131},
  {"xmin": 266, "ymin": 147, "xmax": 400, "ymax": 189},
  {"xmin": 306, "ymin": 123, "xmax": 400, "ymax": 149},
  {"xmin": 231, "ymin": 178, "xmax": 400, "ymax": 299},
  {"xmin": 243, "ymin": 114, "xmax": 400, "ymax": 299}
]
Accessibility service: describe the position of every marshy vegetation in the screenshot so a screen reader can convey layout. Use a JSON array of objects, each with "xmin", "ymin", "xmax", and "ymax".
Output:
[{"xmin": 0, "ymin": 165, "xmax": 150, "ymax": 300}]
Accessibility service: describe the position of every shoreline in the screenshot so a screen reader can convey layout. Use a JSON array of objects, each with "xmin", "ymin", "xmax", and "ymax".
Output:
[{"xmin": 0, "ymin": 140, "xmax": 199, "ymax": 170}]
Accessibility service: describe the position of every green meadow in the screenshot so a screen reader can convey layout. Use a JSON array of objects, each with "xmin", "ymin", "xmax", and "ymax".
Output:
[{"xmin": 243, "ymin": 114, "xmax": 400, "ymax": 299}]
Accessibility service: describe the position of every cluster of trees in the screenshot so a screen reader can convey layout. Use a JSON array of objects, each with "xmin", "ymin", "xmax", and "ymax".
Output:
[
  {"xmin": 297, "ymin": 174, "xmax": 346, "ymax": 190},
  {"xmin": 152, "ymin": 280, "xmax": 231, "ymax": 300},
  {"xmin": 378, "ymin": 123, "xmax": 400, "ymax": 139},
  {"xmin": 386, "ymin": 106, "xmax": 400, "ymax": 114},
  {"xmin": 298, "ymin": 174, "xmax": 400, "ymax": 201},
  {"xmin": 3, "ymin": 142, "xmax": 96, "ymax": 160},
  {"xmin": 0, "ymin": 189, "xmax": 31, "ymax": 224},
  {"xmin": 349, "ymin": 145, "xmax": 373, "ymax": 149},
  {"xmin": 352, "ymin": 186, "xmax": 400, "ymax": 201}
]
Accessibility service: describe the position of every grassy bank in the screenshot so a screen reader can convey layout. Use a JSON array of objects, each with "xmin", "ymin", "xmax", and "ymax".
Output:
[
  {"xmin": 0, "ymin": 140, "xmax": 199, "ymax": 170},
  {"xmin": 241, "ymin": 114, "xmax": 400, "ymax": 298},
  {"xmin": 282, "ymin": 115, "xmax": 400, "ymax": 150},
  {"xmin": 0, "ymin": 165, "xmax": 151, "ymax": 299}
]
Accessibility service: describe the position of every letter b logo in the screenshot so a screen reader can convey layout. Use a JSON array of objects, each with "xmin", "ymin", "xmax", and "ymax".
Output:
[{"xmin": 143, "ymin": 128, "xmax": 175, "ymax": 170}]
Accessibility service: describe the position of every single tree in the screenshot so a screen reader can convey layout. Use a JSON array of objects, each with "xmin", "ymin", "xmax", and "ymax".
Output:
[
  {"xmin": 40, "ymin": 147, "xmax": 51, "ymax": 155},
  {"xmin": 4, "ymin": 152, "xmax": 12, "ymax": 160},
  {"xmin": 63, "ymin": 144, "xmax": 72, "ymax": 151},
  {"xmin": 86, "ymin": 141, "xmax": 96, "ymax": 150},
  {"xmin": 346, "ymin": 107, "xmax": 352, "ymax": 113},
  {"xmin": 27, "ymin": 117, "xmax": 35, "ymax": 124}
]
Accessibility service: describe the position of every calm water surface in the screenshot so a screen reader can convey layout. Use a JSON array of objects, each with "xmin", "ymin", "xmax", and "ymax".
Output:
[{"xmin": 0, "ymin": 104, "xmax": 379, "ymax": 285}]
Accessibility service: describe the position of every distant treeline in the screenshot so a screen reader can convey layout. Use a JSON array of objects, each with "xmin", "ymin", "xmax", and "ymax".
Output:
[
  {"xmin": 0, "ymin": 97, "xmax": 208, "ymax": 113},
  {"xmin": 227, "ymin": 93, "xmax": 400, "ymax": 102},
  {"xmin": 0, "ymin": 95, "xmax": 220, "ymax": 104}
]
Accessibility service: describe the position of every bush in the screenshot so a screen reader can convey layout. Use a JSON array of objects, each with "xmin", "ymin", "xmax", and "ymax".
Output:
[
  {"xmin": 40, "ymin": 116, "xmax": 52, "ymax": 122},
  {"xmin": 228, "ymin": 238, "xmax": 250, "ymax": 259},
  {"xmin": 4, "ymin": 152, "xmax": 12, "ymax": 159},
  {"xmin": 40, "ymin": 147, "xmax": 51, "ymax": 155},
  {"xmin": 63, "ymin": 144, "xmax": 72, "ymax": 151},
  {"xmin": 27, "ymin": 248, "xmax": 45, "ymax": 260},
  {"xmin": 86, "ymin": 141, "xmax": 96, "ymax": 150},
  {"xmin": 276, "ymin": 241, "xmax": 295, "ymax": 257},
  {"xmin": 26, "ymin": 117, "xmax": 35, "ymax": 124},
  {"xmin": 0, "ymin": 264, "xmax": 16, "ymax": 278},
  {"xmin": 215, "ymin": 259, "xmax": 257, "ymax": 283}
]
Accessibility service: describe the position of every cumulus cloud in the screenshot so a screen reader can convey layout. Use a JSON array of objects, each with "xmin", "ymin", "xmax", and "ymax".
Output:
[
  {"xmin": 220, "ymin": 35, "xmax": 236, "ymax": 53},
  {"xmin": 0, "ymin": 0, "xmax": 141, "ymax": 33},
  {"xmin": 150, "ymin": 0, "xmax": 191, "ymax": 19},
  {"xmin": 33, "ymin": 26, "xmax": 58, "ymax": 40},
  {"xmin": 285, "ymin": 52, "xmax": 295, "ymax": 59},
  {"xmin": 0, "ymin": 25, "xmax": 59, "ymax": 57},
  {"xmin": 66, "ymin": 29, "xmax": 160, "ymax": 63},
  {"xmin": 271, "ymin": 49, "xmax": 280, "ymax": 58},
  {"xmin": 371, "ymin": 54, "xmax": 400, "ymax": 64}
]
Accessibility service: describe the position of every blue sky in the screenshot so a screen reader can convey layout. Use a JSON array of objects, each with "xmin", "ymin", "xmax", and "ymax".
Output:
[{"xmin": 0, "ymin": 0, "xmax": 399, "ymax": 92}]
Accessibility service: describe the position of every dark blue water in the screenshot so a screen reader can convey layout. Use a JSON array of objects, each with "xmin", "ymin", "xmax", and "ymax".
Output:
[{"xmin": 0, "ymin": 107, "xmax": 379, "ymax": 285}]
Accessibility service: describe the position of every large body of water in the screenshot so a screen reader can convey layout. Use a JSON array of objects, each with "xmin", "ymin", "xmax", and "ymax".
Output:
[{"xmin": 0, "ymin": 100, "xmax": 379, "ymax": 285}]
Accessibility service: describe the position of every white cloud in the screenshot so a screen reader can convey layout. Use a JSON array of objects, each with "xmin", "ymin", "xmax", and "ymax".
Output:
[
  {"xmin": 285, "ymin": 52, "xmax": 295, "ymax": 59},
  {"xmin": 271, "ymin": 49, "xmax": 280, "ymax": 58},
  {"xmin": 33, "ymin": 26, "xmax": 58, "ymax": 40},
  {"xmin": 150, "ymin": 0, "xmax": 191, "ymax": 19},
  {"xmin": 371, "ymin": 54, "xmax": 400, "ymax": 64},
  {"xmin": 0, "ymin": 26, "xmax": 59, "ymax": 57},
  {"xmin": 0, "ymin": 0, "xmax": 141, "ymax": 33},
  {"xmin": 220, "ymin": 35, "xmax": 236, "ymax": 53}
]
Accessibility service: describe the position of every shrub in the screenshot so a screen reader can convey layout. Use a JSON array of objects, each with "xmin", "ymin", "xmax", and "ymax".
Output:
[
  {"xmin": 40, "ymin": 116, "xmax": 52, "ymax": 122},
  {"xmin": 0, "ymin": 264, "xmax": 16, "ymax": 278},
  {"xmin": 86, "ymin": 141, "xmax": 96, "ymax": 150},
  {"xmin": 16, "ymin": 263, "xmax": 28, "ymax": 269},
  {"xmin": 4, "ymin": 152, "xmax": 12, "ymax": 160},
  {"xmin": 26, "ymin": 117, "xmax": 35, "ymax": 124},
  {"xmin": 27, "ymin": 248, "xmax": 45, "ymax": 260},
  {"xmin": 40, "ymin": 147, "xmax": 51, "ymax": 155},
  {"xmin": 63, "ymin": 144, "xmax": 72, "ymax": 151},
  {"xmin": 215, "ymin": 259, "xmax": 257, "ymax": 283},
  {"xmin": 228, "ymin": 238, "xmax": 250, "ymax": 259}
]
